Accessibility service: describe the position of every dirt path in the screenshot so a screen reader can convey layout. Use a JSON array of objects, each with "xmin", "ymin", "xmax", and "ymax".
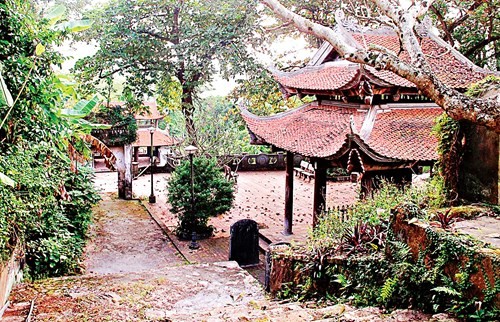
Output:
[{"xmin": 83, "ymin": 195, "xmax": 185, "ymax": 274}]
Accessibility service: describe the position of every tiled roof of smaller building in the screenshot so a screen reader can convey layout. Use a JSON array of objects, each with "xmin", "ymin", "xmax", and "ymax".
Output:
[
  {"xmin": 132, "ymin": 129, "xmax": 179, "ymax": 147},
  {"xmin": 242, "ymin": 102, "xmax": 441, "ymax": 161},
  {"xmin": 275, "ymin": 64, "xmax": 360, "ymax": 91}
]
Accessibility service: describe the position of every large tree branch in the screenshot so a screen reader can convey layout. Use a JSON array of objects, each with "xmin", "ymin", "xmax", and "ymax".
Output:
[
  {"xmin": 430, "ymin": 5, "xmax": 454, "ymax": 44},
  {"xmin": 133, "ymin": 29, "xmax": 171, "ymax": 42},
  {"xmin": 464, "ymin": 35, "xmax": 500, "ymax": 58},
  {"xmin": 448, "ymin": 0, "xmax": 486, "ymax": 32},
  {"xmin": 260, "ymin": 0, "xmax": 361, "ymax": 56},
  {"xmin": 259, "ymin": 0, "xmax": 500, "ymax": 132}
]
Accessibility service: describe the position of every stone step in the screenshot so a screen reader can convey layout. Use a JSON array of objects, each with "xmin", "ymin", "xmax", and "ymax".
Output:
[
  {"xmin": 258, "ymin": 231, "xmax": 272, "ymax": 254},
  {"xmin": 2, "ymin": 261, "xmax": 460, "ymax": 321}
]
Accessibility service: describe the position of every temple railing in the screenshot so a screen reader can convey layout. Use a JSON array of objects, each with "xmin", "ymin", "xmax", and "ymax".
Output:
[{"xmin": 218, "ymin": 153, "xmax": 304, "ymax": 172}]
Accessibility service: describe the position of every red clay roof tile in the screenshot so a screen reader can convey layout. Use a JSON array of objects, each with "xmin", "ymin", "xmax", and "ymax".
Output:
[
  {"xmin": 242, "ymin": 103, "xmax": 441, "ymax": 161},
  {"xmin": 362, "ymin": 108, "xmax": 441, "ymax": 161},
  {"xmin": 242, "ymin": 103, "xmax": 365, "ymax": 158},
  {"xmin": 275, "ymin": 65, "xmax": 360, "ymax": 91},
  {"xmin": 276, "ymin": 33, "xmax": 491, "ymax": 91}
]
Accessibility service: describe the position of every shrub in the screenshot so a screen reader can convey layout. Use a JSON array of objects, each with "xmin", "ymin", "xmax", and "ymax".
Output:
[
  {"xmin": 167, "ymin": 157, "xmax": 234, "ymax": 238},
  {"xmin": 0, "ymin": 146, "xmax": 100, "ymax": 279},
  {"xmin": 309, "ymin": 178, "xmax": 446, "ymax": 252}
]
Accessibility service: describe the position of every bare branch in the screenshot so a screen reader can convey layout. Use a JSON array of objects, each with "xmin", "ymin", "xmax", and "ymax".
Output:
[{"xmin": 264, "ymin": 21, "xmax": 293, "ymax": 32}]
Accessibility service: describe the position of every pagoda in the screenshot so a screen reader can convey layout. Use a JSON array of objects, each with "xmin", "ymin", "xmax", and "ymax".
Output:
[{"xmin": 241, "ymin": 25, "xmax": 492, "ymax": 234}]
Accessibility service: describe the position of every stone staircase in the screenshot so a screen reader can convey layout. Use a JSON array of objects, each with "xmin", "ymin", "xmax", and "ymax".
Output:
[{"xmin": 2, "ymin": 261, "xmax": 456, "ymax": 322}]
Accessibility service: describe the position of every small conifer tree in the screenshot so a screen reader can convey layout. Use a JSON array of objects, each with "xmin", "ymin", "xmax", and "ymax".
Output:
[{"xmin": 167, "ymin": 157, "xmax": 234, "ymax": 238}]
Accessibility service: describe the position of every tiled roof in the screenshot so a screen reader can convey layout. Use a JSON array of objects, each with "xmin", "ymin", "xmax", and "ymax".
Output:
[
  {"xmin": 362, "ymin": 108, "xmax": 441, "ymax": 161},
  {"xmin": 242, "ymin": 103, "xmax": 366, "ymax": 158},
  {"xmin": 354, "ymin": 34, "xmax": 489, "ymax": 89},
  {"xmin": 364, "ymin": 66, "xmax": 415, "ymax": 87},
  {"xmin": 275, "ymin": 32, "xmax": 492, "ymax": 91},
  {"xmin": 242, "ymin": 103, "xmax": 440, "ymax": 161},
  {"xmin": 132, "ymin": 129, "xmax": 179, "ymax": 147},
  {"xmin": 275, "ymin": 65, "xmax": 359, "ymax": 91}
]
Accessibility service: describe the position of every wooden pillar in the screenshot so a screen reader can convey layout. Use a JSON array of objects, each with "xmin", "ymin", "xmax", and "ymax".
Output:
[
  {"xmin": 312, "ymin": 158, "xmax": 327, "ymax": 228},
  {"xmin": 283, "ymin": 151, "xmax": 294, "ymax": 235},
  {"xmin": 133, "ymin": 147, "xmax": 139, "ymax": 162}
]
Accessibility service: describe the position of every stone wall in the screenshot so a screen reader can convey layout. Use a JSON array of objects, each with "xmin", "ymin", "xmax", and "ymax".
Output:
[
  {"xmin": 390, "ymin": 205, "xmax": 500, "ymax": 307},
  {"xmin": 0, "ymin": 244, "xmax": 23, "ymax": 308},
  {"xmin": 266, "ymin": 207, "xmax": 500, "ymax": 309}
]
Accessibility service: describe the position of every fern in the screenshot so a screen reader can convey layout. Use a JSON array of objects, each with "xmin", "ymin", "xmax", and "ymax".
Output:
[
  {"xmin": 380, "ymin": 277, "xmax": 398, "ymax": 303},
  {"xmin": 390, "ymin": 241, "xmax": 411, "ymax": 262},
  {"xmin": 334, "ymin": 274, "xmax": 350, "ymax": 289},
  {"xmin": 431, "ymin": 286, "xmax": 461, "ymax": 297}
]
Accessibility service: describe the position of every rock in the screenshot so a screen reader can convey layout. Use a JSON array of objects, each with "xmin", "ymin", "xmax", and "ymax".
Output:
[
  {"xmin": 144, "ymin": 309, "xmax": 167, "ymax": 320},
  {"xmin": 315, "ymin": 304, "xmax": 347, "ymax": 318}
]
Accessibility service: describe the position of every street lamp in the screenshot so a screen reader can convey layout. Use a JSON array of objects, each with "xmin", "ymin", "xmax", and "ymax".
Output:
[
  {"xmin": 148, "ymin": 126, "xmax": 156, "ymax": 204},
  {"xmin": 185, "ymin": 145, "xmax": 199, "ymax": 249}
]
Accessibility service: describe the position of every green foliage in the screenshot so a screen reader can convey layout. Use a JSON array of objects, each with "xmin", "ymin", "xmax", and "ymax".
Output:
[
  {"xmin": 74, "ymin": 0, "xmax": 264, "ymax": 141},
  {"xmin": 283, "ymin": 205, "xmax": 499, "ymax": 319},
  {"xmin": 230, "ymin": 70, "xmax": 313, "ymax": 117},
  {"xmin": 430, "ymin": 0, "xmax": 499, "ymax": 70},
  {"xmin": 379, "ymin": 276, "xmax": 398, "ymax": 303},
  {"xmin": 168, "ymin": 97, "xmax": 270, "ymax": 156},
  {"xmin": 0, "ymin": 0, "xmax": 100, "ymax": 279},
  {"xmin": 89, "ymin": 105, "xmax": 137, "ymax": 146},
  {"xmin": 167, "ymin": 157, "xmax": 234, "ymax": 237},
  {"xmin": 310, "ymin": 179, "xmax": 446, "ymax": 251},
  {"xmin": 0, "ymin": 145, "xmax": 99, "ymax": 278},
  {"xmin": 465, "ymin": 75, "xmax": 500, "ymax": 98},
  {"xmin": 433, "ymin": 112, "xmax": 463, "ymax": 202}
]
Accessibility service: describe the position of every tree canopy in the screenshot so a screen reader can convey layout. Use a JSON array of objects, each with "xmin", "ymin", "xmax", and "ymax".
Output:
[{"xmin": 74, "ymin": 0, "xmax": 264, "ymax": 144}]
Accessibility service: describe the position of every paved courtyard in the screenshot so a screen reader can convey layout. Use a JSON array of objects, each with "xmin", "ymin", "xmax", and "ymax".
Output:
[{"xmin": 93, "ymin": 170, "xmax": 358, "ymax": 264}]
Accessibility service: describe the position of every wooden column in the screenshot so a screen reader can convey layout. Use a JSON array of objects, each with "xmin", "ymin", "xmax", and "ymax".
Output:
[
  {"xmin": 283, "ymin": 151, "xmax": 294, "ymax": 235},
  {"xmin": 133, "ymin": 147, "xmax": 139, "ymax": 162},
  {"xmin": 312, "ymin": 158, "xmax": 327, "ymax": 228}
]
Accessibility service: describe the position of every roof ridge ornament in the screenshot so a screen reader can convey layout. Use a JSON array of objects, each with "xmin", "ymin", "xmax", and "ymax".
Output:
[
  {"xmin": 415, "ymin": 16, "xmax": 432, "ymax": 38},
  {"xmin": 349, "ymin": 115, "xmax": 358, "ymax": 135},
  {"xmin": 335, "ymin": 10, "xmax": 361, "ymax": 33}
]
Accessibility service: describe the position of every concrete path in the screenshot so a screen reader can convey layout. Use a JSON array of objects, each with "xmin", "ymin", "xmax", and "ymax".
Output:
[{"xmin": 83, "ymin": 195, "xmax": 185, "ymax": 274}]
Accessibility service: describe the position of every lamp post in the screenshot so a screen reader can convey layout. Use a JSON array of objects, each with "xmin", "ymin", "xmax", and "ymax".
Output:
[
  {"xmin": 185, "ymin": 145, "xmax": 199, "ymax": 249},
  {"xmin": 148, "ymin": 127, "xmax": 156, "ymax": 204}
]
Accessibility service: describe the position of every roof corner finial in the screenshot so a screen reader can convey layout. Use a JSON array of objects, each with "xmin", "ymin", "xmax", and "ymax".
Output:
[{"xmin": 237, "ymin": 98, "xmax": 248, "ymax": 111}]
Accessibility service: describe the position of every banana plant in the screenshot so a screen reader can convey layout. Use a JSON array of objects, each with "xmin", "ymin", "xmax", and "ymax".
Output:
[
  {"xmin": 60, "ymin": 96, "xmax": 117, "ymax": 170},
  {"xmin": 0, "ymin": 65, "xmax": 16, "ymax": 187},
  {"xmin": 0, "ymin": 66, "xmax": 13, "ymax": 109},
  {"xmin": 43, "ymin": 4, "xmax": 92, "ymax": 33}
]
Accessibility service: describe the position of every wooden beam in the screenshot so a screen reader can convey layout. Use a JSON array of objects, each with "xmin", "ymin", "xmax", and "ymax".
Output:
[
  {"xmin": 312, "ymin": 158, "xmax": 328, "ymax": 228},
  {"xmin": 283, "ymin": 151, "xmax": 294, "ymax": 235}
]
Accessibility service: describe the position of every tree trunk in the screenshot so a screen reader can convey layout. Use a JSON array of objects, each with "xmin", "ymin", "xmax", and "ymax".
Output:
[{"xmin": 182, "ymin": 89, "xmax": 197, "ymax": 145}]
